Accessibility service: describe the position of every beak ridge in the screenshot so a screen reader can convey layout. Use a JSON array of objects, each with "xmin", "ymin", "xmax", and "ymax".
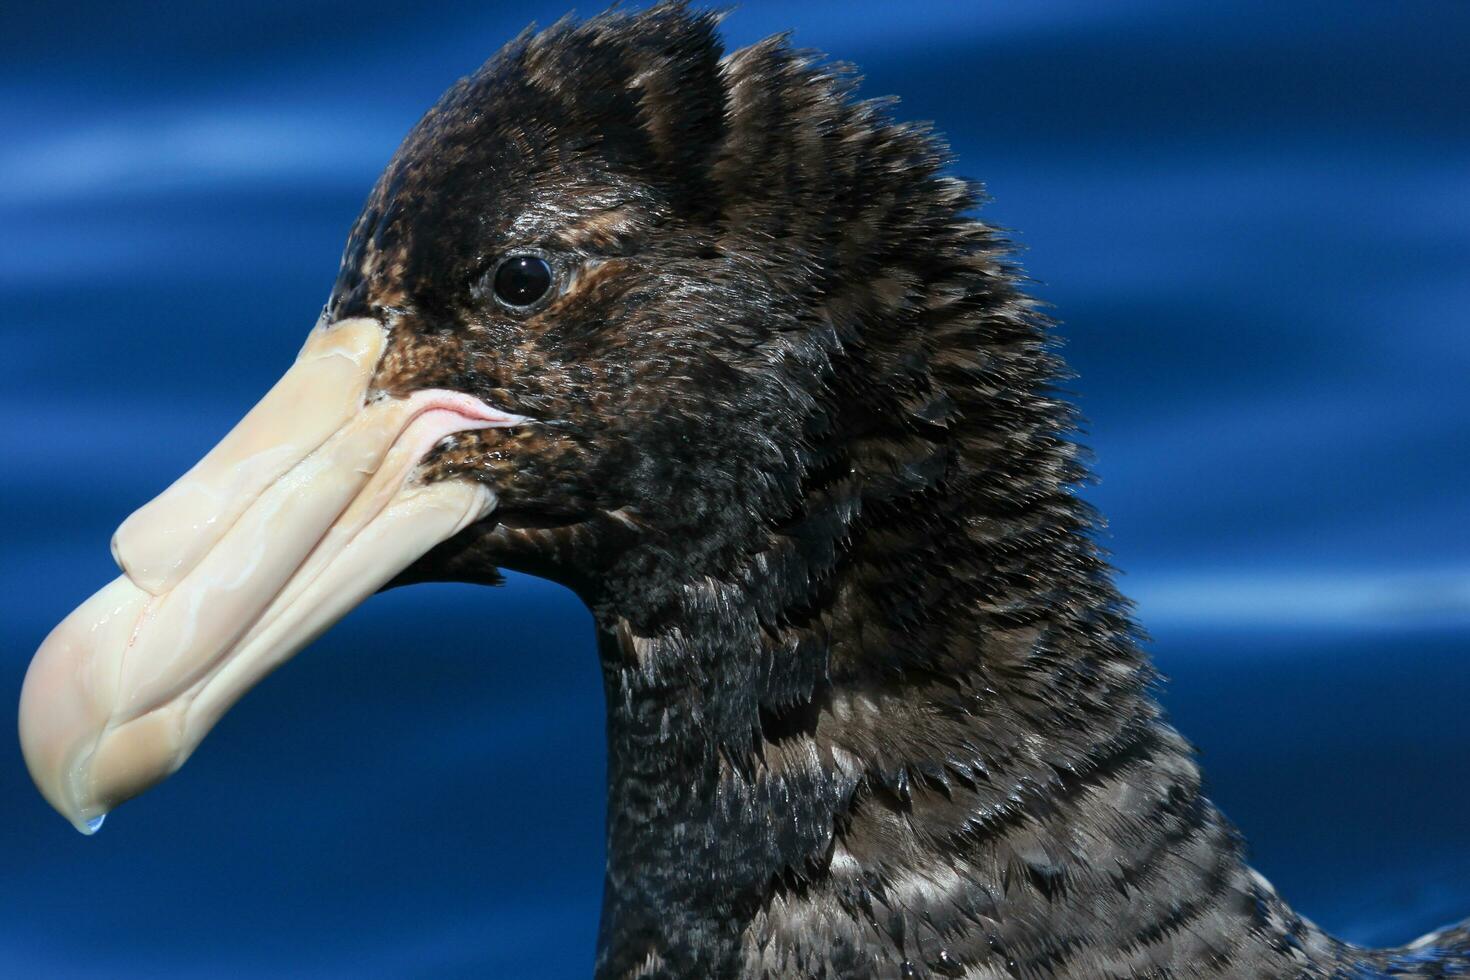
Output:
[{"xmin": 19, "ymin": 317, "xmax": 514, "ymax": 832}]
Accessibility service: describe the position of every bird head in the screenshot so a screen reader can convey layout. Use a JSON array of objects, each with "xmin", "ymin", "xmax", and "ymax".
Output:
[
  {"xmin": 332, "ymin": 5, "xmax": 801, "ymax": 584},
  {"xmin": 20, "ymin": 5, "xmax": 972, "ymax": 833}
]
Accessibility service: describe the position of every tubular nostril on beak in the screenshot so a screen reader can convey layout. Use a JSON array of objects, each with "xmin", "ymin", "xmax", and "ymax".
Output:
[{"xmin": 113, "ymin": 317, "xmax": 389, "ymax": 596}]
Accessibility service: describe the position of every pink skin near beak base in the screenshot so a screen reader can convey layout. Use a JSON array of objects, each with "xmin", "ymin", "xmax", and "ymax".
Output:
[{"xmin": 17, "ymin": 318, "xmax": 523, "ymax": 834}]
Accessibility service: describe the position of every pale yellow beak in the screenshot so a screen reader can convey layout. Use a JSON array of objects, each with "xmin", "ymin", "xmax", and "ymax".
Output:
[{"xmin": 18, "ymin": 317, "xmax": 519, "ymax": 834}]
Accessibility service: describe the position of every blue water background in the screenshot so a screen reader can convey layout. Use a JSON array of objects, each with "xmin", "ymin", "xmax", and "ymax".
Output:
[{"xmin": 2, "ymin": 1, "xmax": 1467, "ymax": 974}]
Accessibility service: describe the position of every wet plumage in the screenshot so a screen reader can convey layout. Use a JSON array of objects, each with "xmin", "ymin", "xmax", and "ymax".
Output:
[{"xmin": 38, "ymin": 3, "xmax": 1470, "ymax": 977}]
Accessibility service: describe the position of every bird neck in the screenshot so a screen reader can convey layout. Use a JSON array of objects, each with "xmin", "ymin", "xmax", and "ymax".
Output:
[
  {"xmin": 573, "ymin": 156, "xmax": 1359, "ymax": 972},
  {"xmin": 586, "ymin": 491, "xmax": 1356, "ymax": 978},
  {"xmin": 582, "ymin": 449, "xmax": 1364, "ymax": 975}
]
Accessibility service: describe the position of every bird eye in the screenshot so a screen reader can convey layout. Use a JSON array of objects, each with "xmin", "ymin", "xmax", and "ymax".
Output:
[{"xmin": 491, "ymin": 253, "xmax": 555, "ymax": 310}]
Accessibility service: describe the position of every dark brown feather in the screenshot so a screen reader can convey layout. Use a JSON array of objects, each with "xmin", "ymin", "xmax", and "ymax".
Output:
[{"xmin": 358, "ymin": 4, "xmax": 1470, "ymax": 977}]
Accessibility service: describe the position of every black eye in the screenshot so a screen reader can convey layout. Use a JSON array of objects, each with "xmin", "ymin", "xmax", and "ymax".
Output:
[{"xmin": 491, "ymin": 253, "xmax": 554, "ymax": 309}]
